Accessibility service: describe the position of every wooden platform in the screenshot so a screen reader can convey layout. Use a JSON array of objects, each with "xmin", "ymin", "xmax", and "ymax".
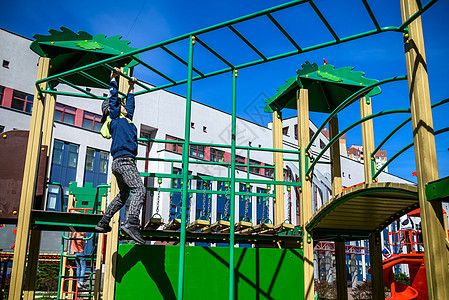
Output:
[
  {"xmin": 241, "ymin": 223, "xmax": 274, "ymax": 234},
  {"xmin": 274, "ymin": 222, "xmax": 294, "ymax": 234},
  {"xmin": 202, "ymin": 220, "xmax": 230, "ymax": 233},
  {"xmin": 144, "ymin": 218, "xmax": 164, "ymax": 230},
  {"xmin": 222, "ymin": 221, "xmax": 253, "ymax": 233},
  {"xmin": 306, "ymin": 183, "xmax": 419, "ymax": 241},
  {"xmin": 186, "ymin": 219, "xmax": 210, "ymax": 232},
  {"xmin": 163, "ymin": 218, "xmax": 181, "ymax": 231}
]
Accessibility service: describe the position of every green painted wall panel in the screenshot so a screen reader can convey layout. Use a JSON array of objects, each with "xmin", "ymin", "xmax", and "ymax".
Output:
[{"xmin": 116, "ymin": 245, "xmax": 304, "ymax": 299}]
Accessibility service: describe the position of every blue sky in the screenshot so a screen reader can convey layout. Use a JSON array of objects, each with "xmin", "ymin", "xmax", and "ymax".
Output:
[{"xmin": 2, "ymin": 0, "xmax": 448, "ymax": 183}]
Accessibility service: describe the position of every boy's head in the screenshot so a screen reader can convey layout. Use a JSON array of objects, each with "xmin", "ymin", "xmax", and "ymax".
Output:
[{"xmin": 101, "ymin": 98, "xmax": 127, "ymax": 123}]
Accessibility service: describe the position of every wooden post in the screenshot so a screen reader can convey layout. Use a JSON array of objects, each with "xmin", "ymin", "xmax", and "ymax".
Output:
[
  {"xmin": 360, "ymin": 96, "xmax": 375, "ymax": 182},
  {"xmin": 360, "ymin": 95, "xmax": 384, "ymax": 297},
  {"xmin": 369, "ymin": 232, "xmax": 384, "ymax": 299},
  {"xmin": 23, "ymin": 85, "xmax": 57, "ymax": 300},
  {"xmin": 297, "ymin": 89, "xmax": 314, "ymax": 300},
  {"xmin": 272, "ymin": 111, "xmax": 285, "ymax": 225},
  {"xmin": 93, "ymin": 195, "xmax": 107, "ymax": 300},
  {"xmin": 329, "ymin": 116, "xmax": 348, "ymax": 299},
  {"xmin": 400, "ymin": 0, "xmax": 449, "ymax": 298},
  {"xmin": 103, "ymin": 68, "xmax": 131, "ymax": 300},
  {"xmin": 8, "ymin": 57, "xmax": 50, "ymax": 300}
]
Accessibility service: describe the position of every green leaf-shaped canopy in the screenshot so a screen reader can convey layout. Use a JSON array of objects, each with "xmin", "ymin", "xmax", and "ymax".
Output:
[
  {"xmin": 30, "ymin": 27, "xmax": 140, "ymax": 88},
  {"xmin": 264, "ymin": 61, "xmax": 382, "ymax": 113}
]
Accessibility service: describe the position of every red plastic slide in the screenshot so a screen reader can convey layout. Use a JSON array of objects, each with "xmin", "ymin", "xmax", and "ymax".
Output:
[{"xmin": 383, "ymin": 253, "xmax": 427, "ymax": 300}]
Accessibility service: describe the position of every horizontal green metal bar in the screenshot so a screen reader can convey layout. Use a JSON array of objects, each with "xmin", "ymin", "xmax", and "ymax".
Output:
[
  {"xmin": 104, "ymin": 63, "xmax": 153, "ymax": 93},
  {"xmin": 79, "ymin": 71, "xmax": 110, "ymax": 89},
  {"xmin": 40, "ymin": 89, "xmax": 107, "ymax": 100},
  {"xmin": 138, "ymin": 229, "xmax": 302, "ymax": 244},
  {"xmin": 266, "ymin": 13, "xmax": 302, "ymax": 51},
  {"xmin": 361, "ymin": 0, "xmax": 381, "ymax": 31},
  {"xmin": 307, "ymin": 108, "xmax": 411, "ymax": 178},
  {"xmin": 283, "ymin": 158, "xmax": 299, "ymax": 162},
  {"xmin": 136, "ymin": 156, "xmax": 275, "ymax": 169},
  {"xmin": 147, "ymin": 187, "xmax": 272, "ymax": 197},
  {"xmin": 195, "ymin": 37, "xmax": 234, "ymax": 68},
  {"xmin": 306, "ymin": 75, "xmax": 407, "ymax": 154},
  {"xmin": 131, "ymin": 56, "xmax": 176, "ymax": 84},
  {"xmin": 58, "ymin": 78, "xmax": 99, "ymax": 98},
  {"xmin": 236, "ymin": 145, "xmax": 300, "ymax": 154},
  {"xmin": 140, "ymin": 172, "xmax": 300, "ymax": 186},
  {"xmin": 371, "ymin": 97, "xmax": 449, "ymax": 159},
  {"xmin": 228, "ymin": 25, "xmax": 267, "ymax": 60},
  {"xmin": 138, "ymin": 138, "xmax": 185, "ymax": 144},
  {"xmin": 161, "ymin": 46, "xmax": 204, "ymax": 76},
  {"xmin": 399, "ymin": 0, "xmax": 439, "ymax": 30},
  {"xmin": 309, "ymin": 1, "xmax": 340, "ymax": 42}
]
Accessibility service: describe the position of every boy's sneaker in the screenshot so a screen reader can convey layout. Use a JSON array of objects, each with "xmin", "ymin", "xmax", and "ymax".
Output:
[
  {"xmin": 95, "ymin": 219, "xmax": 112, "ymax": 233},
  {"xmin": 122, "ymin": 223, "xmax": 145, "ymax": 245}
]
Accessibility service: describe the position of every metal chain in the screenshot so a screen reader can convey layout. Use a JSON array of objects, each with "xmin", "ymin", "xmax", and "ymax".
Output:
[
  {"xmin": 244, "ymin": 185, "xmax": 250, "ymax": 221},
  {"xmin": 207, "ymin": 183, "xmax": 211, "ymax": 219},
  {"xmin": 224, "ymin": 183, "xmax": 229, "ymax": 220},
  {"xmin": 155, "ymin": 180, "xmax": 161, "ymax": 215},
  {"xmin": 287, "ymin": 189, "xmax": 291, "ymax": 223},
  {"xmin": 168, "ymin": 192, "xmax": 173, "ymax": 220},
  {"xmin": 202, "ymin": 182, "xmax": 207, "ymax": 217}
]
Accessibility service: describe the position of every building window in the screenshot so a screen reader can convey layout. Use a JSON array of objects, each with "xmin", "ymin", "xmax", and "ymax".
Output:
[
  {"xmin": 309, "ymin": 128, "xmax": 315, "ymax": 140},
  {"xmin": 235, "ymin": 155, "xmax": 246, "ymax": 171},
  {"xmin": 190, "ymin": 144, "xmax": 205, "ymax": 159},
  {"xmin": 264, "ymin": 168, "xmax": 274, "ymax": 178},
  {"xmin": 320, "ymin": 140, "xmax": 326, "ymax": 149},
  {"xmin": 165, "ymin": 135, "xmax": 183, "ymax": 154},
  {"xmin": 0, "ymin": 125, "xmax": 4, "ymax": 133},
  {"xmin": 99, "ymin": 151, "xmax": 109, "ymax": 173},
  {"xmin": 11, "ymin": 91, "xmax": 33, "ymax": 113},
  {"xmin": 52, "ymin": 140, "xmax": 64, "ymax": 165},
  {"xmin": 85, "ymin": 147, "xmax": 95, "ymax": 171},
  {"xmin": 2, "ymin": 60, "xmax": 9, "ymax": 68},
  {"xmin": 249, "ymin": 159, "xmax": 261, "ymax": 175},
  {"xmin": 294, "ymin": 124, "xmax": 298, "ymax": 140},
  {"xmin": 82, "ymin": 111, "xmax": 102, "ymax": 132},
  {"xmin": 203, "ymin": 126, "xmax": 207, "ymax": 133},
  {"xmin": 282, "ymin": 126, "xmax": 289, "ymax": 135},
  {"xmin": 248, "ymin": 141, "xmax": 252, "ymax": 147},
  {"xmin": 54, "ymin": 103, "xmax": 76, "ymax": 125},
  {"xmin": 86, "ymin": 87, "xmax": 91, "ymax": 93},
  {"xmin": 191, "ymin": 122, "xmax": 195, "ymax": 129},
  {"xmin": 68, "ymin": 144, "xmax": 79, "ymax": 168},
  {"xmin": 210, "ymin": 148, "xmax": 224, "ymax": 162}
]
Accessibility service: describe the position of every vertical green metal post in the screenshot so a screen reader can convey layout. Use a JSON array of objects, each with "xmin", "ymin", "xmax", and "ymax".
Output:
[
  {"xmin": 229, "ymin": 69, "xmax": 237, "ymax": 300},
  {"xmin": 177, "ymin": 35, "xmax": 195, "ymax": 300}
]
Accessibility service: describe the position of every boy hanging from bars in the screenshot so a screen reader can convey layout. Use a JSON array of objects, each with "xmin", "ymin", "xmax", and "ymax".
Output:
[{"xmin": 95, "ymin": 67, "xmax": 145, "ymax": 245}]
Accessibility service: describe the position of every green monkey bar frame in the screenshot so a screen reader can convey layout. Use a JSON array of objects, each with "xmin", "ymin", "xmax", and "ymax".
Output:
[{"xmin": 29, "ymin": 1, "xmax": 440, "ymax": 299}]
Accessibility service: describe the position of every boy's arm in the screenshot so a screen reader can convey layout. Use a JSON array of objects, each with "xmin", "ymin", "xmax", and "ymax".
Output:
[
  {"xmin": 126, "ymin": 77, "xmax": 137, "ymax": 120},
  {"xmin": 109, "ymin": 68, "xmax": 121, "ymax": 119}
]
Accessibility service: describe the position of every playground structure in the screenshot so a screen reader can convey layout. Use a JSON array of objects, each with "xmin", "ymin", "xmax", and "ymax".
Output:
[{"xmin": 1, "ymin": 0, "xmax": 448, "ymax": 299}]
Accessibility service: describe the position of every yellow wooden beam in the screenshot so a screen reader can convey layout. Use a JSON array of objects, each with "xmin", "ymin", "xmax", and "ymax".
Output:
[
  {"xmin": 400, "ymin": 0, "xmax": 449, "ymax": 298},
  {"xmin": 103, "ymin": 68, "xmax": 132, "ymax": 300},
  {"xmin": 360, "ymin": 97, "xmax": 375, "ymax": 183},
  {"xmin": 297, "ymin": 89, "xmax": 314, "ymax": 300},
  {"xmin": 23, "ymin": 80, "xmax": 58, "ymax": 300},
  {"xmin": 8, "ymin": 57, "xmax": 50, "ymax": 300},
  {"xmin": 272, "ymin": 111, "xmax": 284, "ymax": 225}
]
